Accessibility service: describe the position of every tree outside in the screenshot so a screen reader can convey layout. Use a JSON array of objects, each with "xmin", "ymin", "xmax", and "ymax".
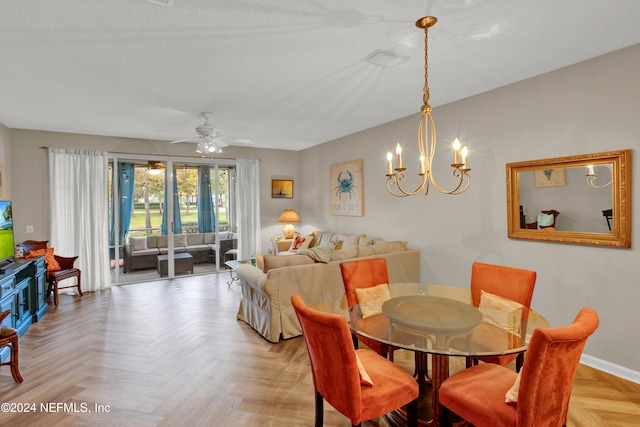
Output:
[{"xmin": 117, "ymin": 165, "xmax": 231, "ymax": 237}]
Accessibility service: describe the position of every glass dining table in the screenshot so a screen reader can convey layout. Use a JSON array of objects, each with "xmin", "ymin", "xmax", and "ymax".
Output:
[{"xmin": 348, "ymin": 283, "xmax": 549, "ymax": 427}]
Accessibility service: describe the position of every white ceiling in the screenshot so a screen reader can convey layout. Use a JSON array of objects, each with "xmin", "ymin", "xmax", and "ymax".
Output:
[{"xmin": 1, "ymin": 0, "xmax": 640, "ymax": 151}]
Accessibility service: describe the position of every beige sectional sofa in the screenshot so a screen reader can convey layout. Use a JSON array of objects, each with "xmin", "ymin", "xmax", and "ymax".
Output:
[
  {"xmin": 236, "ymin": 231, "xmax": 420, "ymax": 342},
  {"xmin": 123, "ymin": 231, "xmax": 237, "ymax": 272}
]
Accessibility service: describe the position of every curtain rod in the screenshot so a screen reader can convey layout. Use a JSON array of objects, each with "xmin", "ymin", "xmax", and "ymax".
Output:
[{"xmin": 37, "ymin": 146, "xmax": 257, "ymax": 162}]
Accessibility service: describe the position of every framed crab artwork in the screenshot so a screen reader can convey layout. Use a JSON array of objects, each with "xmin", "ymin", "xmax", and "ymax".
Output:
[{"xmin": 330, "ymin": 159, "xmax": 363, "ymax": 216}]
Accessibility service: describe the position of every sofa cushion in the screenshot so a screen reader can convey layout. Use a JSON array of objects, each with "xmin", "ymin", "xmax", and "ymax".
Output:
[
  {"xmin": 156, "ymin": 234, "xmax": 188, "ymax": 248},
  {"xmin": 157, "ymin": 235, "xmax": 168, "ymax": 248},
  {"xmin": 337, "ymin": 233, "xmax": 364, "ymax": 248},
  {"xmin": 187, "ymin": 234, "xmax": 204, "ymax": 245},
  {"xmin": 359, "ymin": 236, "xmax": 376, "ymax": 246},
  {"xmin": 159, "ymin": 247, "xmax": 187, "ymax": 254},
  {"xmin": 357, "ymin": 245, "xmax": 376, "ymax": 258},
  {"xmin": 187, "ymin": 244, "xmax": 210, "ymax": 252},
  {"xmin": 147, "ymin": 235, "xmax": 158, "ymax": 249},
  {"xmin": 262, "ymin": 254, "xmax": 316, "ymax": 272},
  {"xmin": 204, "ymin": 232, "xmax": 216, "ymax": 244},
  {"xmin": 129, "ymin": 236, "xmax": 148, "ymax": 251},
  {"xmin": 131, "ymin": 248, "xmax": 160, "ymax": 256},
  {"xmin": 371, "ymin": 241, "xmax": 407, "ymax": 255},
  {"xmin": 329, "ymin": 245, "xmax": 359, "ymax": 261}
]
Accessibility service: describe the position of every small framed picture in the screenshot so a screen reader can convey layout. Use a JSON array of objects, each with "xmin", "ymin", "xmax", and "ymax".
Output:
[
  {"xmin": 534, "ymin": 168, "xmax": 566, "ymax": 188},
  {"xmin": 272, "ymin": 179, "xmax": 294, "ymax": 198}
]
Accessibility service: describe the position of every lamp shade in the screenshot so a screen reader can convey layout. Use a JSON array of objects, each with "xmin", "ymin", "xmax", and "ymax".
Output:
[
  {"xmin": 278, "ymin": 209, "xmax": 301, "ymax": 238},
  {"xmin": 278, "ymin": 209, "xmax": 301, "ymax": 223}
]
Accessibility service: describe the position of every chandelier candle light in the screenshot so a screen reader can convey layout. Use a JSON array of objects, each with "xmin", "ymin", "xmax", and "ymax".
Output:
[{"xmin": 385, "ymin": 16, "xmax": 471, "ymax": 197}]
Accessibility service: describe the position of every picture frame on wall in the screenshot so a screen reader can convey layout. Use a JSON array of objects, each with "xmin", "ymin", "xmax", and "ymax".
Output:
[
  {"xmin": 330, "ymin": 159, "xmax": 363, "ymax": 216},
  {"xmin": 534, "ymin": 168, "xmax": 566, "ymax": 188},
  {"xmin": 272, "ymin": 179, "xmax": 294, "ymax": 198}
]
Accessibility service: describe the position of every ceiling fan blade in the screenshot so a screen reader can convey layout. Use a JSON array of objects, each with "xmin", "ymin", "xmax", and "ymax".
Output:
[
  {"xmin": 233, "ymin": 138, "xmax": 254, "ymax": 145},
  {"xmin": 212, "ymin": 137, "xmax": 229, "ymax": 148},
  {"xmin": 169, "ymin": 137, "xmax": 198, "ymax": 144}
]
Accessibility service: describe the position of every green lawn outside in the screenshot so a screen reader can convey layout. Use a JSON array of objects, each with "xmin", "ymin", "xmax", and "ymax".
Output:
[{"xmin": 128, "ymin": 209, "xmax": 227, "ymax": 236}]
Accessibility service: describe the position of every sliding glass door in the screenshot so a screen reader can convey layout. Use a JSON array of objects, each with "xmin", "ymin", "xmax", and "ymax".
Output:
[{"xmin": 108, "ymin": 155, "xmax": 236, "ymax": 285}]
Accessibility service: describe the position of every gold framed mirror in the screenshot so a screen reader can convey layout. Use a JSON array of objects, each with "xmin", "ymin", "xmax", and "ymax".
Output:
[{"xmin": 506, "ymin": 149, "xmax": 632, "ymax": 247}]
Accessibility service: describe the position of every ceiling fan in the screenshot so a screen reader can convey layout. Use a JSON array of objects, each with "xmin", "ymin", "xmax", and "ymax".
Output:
[{"xmin": 170, "ymin": 112, "xmax": 250, "ymax": 154}]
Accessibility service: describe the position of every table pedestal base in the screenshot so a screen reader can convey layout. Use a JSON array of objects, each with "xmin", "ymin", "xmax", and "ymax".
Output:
[{"xmin": 386, "ymin": 352, "xmax": 449, "ymax": 427}]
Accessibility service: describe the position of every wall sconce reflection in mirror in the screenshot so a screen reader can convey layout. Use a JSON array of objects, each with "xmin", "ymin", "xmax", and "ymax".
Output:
[
  {"xmin": 586, "ymin": 164, "xmax": 613, "ymax": 189},
  {"xmin": 507, "ymin": 149, "xmax": 632, "ymax": 248}
]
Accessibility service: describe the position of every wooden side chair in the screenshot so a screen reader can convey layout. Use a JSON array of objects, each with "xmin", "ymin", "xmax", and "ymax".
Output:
[
  {"xmin": 48, "ymin": 255, "xmax": 82, "ymax": 306},
  {"xmin": 291, "ymin": 294, "xmax": 418, "ymax": 427},
  {"xmin": 469, "ymin": 261, "xmax": 537, "ymax": 370},
  {"xmin": 0, "ymin": 310, "xmax": 24, "ymax": 382},
  {"xmin": 440, "ymin": 308, "xmax": 599, "ymax": 427},
  {"xmin": 18, "ymin": 240, "xmax": 82, "ymax": 306},
  {"xmin": 340, "ymin": 258, "xmax": 395, "ymax": 361}
]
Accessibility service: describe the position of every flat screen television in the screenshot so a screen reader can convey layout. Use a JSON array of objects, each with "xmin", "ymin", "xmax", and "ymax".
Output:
[{"xmin": 0, "ymin": 200, "xmax": 15, "ymax": 270}]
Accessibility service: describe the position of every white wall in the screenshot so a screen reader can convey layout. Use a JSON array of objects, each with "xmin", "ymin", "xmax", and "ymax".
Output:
[{"xmin": 298, "ymin": 43, "xmax": 640, "ymax": 375}]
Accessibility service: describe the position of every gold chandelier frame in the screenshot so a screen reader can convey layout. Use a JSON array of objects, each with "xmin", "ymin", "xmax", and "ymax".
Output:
[{"xmin": 385, "ymin": 16, "xmax": 471, "ymax": 197}]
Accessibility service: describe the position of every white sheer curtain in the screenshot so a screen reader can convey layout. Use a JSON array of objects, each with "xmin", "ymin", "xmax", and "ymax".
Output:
[
  {"xmin": 236, "ymin": 159, "xmax": 261, "ymax": 260},
  {"xmin": 49, "ymin": 148, "xmax": 111, "ymax": 292}
]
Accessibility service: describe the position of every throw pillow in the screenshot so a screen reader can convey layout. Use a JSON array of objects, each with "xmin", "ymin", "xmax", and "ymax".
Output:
[
  {"xmin": 289, "ymin": 233, "xmax": 312, "ymax": 252},
  {"xmin": 330, "ymin": 240, "xmax": 343, "ymax": 250},
  {"xmin": 478, "ymin": 290, "xmax": 523, "ymax": 336},
  {"xmin": 537, "ymin": 213, "xmax": 554, "ymax": 228},
  {"xmin": 296, "ymin": 242, "xmax": 335, "ymax": 263},
  {"xmin": 505, "ymin": 369, "xmax": 522, "ymax": 403},
  {"xmin": 45, "ymin": 248, "xmax": 61, "ymax": 272},
  {"xmin": 355, "ymin": 353, "xmax": 373, "ymax": 386},
  {"xmin": 358, "ymin": 236, "xmax": 375, "ymax": 246},
  {"xmin": 355, "ymin": 283, "xmax": 391, "ymax": 319},
  {"xmin": 254, "ymin": 253, "xmax": 264, "ymax": 271},
  {"xmin": 173, "ymin": 234, "xmax": 187, "ymax": 247},
  {"xmin": 24, "ymin": 248, "xmax": 47, "ymax": 259},
  {"xmin": 129, "ymin": 236, "xmax": 148, "ymax": 251}
]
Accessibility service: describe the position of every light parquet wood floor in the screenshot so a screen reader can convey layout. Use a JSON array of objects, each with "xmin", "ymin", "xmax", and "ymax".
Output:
[{"xmin": 1, "ymin": 273, "xmax": 639, "ymax": 426}]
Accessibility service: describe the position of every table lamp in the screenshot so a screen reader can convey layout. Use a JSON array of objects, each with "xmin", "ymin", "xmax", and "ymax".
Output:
[{"xmin": 278, "ymin": 209, "xmax": 301, "ymax": 239}]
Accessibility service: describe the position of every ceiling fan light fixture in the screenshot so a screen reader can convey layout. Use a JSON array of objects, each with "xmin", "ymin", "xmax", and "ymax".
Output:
[{"xmin": 147, "ymin": 161, "xmax": 164, "ymax": 175}]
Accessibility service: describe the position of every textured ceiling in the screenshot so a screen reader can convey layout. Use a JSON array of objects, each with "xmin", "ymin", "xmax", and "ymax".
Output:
[{"xmin": 1, "ymin": 0, "xmax": 640, "ymax": 151}]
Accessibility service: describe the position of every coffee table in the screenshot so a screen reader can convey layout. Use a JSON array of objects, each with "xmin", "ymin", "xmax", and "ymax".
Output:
[{"xmin": 157, "ymin": 252, "xmax": 194, "ymax": 277}]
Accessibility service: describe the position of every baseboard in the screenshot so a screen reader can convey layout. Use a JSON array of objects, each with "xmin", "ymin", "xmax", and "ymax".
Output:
[{"xmin": 580, "ymin": 353, "xmax": 640, "ymax": 384}]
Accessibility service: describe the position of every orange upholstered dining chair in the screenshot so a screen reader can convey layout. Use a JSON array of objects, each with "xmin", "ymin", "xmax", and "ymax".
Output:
[
  {"xmin": 439, "ymin": 307, "xmax": 599, "ymax": 427},
  {"xmin": 340, "ymin": 258, "xmax": 395, "ymax": 361},
  {"xmin": 291, "ymin": 294, "xmax": 418, "ymax": 427},
  {"xmin": 469, "ymin": 261, "xmax": 537, "ymax": 370},
  {"xmin": 0, "ymin": 310, "xmax": 23, "ymax": 382}
]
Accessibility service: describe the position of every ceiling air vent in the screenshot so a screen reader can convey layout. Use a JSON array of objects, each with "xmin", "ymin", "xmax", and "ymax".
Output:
[
  {"xmin": 361, "ymin": 49, "xmax": 410, "ymax": 68},
  {"xmin": 144, "ymin": 0, "xmax": 174, "ymax": 6}
]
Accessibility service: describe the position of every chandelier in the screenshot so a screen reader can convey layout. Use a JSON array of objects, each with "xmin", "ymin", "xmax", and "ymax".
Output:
[
  {"xmin": 586, "ymin": 165, "xmax": 612, "ymax": 189},
  {"xmin": 385, "ymin": 16, "xmax": 471, "ymax": 197}
]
